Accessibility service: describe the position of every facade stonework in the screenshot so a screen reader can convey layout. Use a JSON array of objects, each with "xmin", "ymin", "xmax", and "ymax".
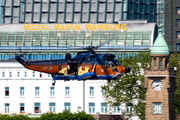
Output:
[{"xmin": 144, "ymin": 54, "xmax": 176, "ymax": 120}]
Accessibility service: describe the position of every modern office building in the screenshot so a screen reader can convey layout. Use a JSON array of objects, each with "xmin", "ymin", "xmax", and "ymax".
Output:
[
  {"xmin": 164, "ymin": 0, "xmax": 180, "ymax": 52},
  {"xmin": 0, "ymin": 0, "xmax": 157, "ymax": 24},
  {"xmin": 157, "ymin": 0, "xmax": 164, "ymax": 35}
]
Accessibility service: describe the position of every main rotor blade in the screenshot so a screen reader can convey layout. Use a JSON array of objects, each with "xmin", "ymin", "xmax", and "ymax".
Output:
[{"xmin": 95, "ymin": 37, "xmax": 116, "ymax": 49}]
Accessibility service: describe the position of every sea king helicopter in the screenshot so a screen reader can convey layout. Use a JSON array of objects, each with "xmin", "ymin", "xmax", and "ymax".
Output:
[{"xmin": 15, "ymin": 38, "xmax": 131, "ymax": 86}]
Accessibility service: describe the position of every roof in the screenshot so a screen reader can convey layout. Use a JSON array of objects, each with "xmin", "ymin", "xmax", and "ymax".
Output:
[{"xmin": 150, "ymin": 29, "xmax": 169, "ymax": 55}]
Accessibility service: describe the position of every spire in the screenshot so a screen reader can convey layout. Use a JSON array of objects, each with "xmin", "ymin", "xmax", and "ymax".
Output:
[{"xmin": 150, "ymin": 29, "xmax": 169, "ymax": 55}]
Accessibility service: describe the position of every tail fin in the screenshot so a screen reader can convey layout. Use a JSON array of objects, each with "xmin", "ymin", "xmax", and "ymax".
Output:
[{"xmin": 15, "ymin": 55, "xmax": 29, "ymax": 67}]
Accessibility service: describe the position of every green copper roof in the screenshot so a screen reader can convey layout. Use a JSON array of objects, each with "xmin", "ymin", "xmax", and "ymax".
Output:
[{"xmin": 150, "ymin": 29, "xmax": 169, "ymax": 55}]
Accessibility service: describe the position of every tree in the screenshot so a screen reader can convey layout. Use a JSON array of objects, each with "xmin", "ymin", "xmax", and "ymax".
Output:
[
  {"xmin": 101, "ymin": 51, "xmax": 151, "ymax": 120},
  {"xmin": 169, "ymin": 52, "xmax": 180, "ymax": 119}
]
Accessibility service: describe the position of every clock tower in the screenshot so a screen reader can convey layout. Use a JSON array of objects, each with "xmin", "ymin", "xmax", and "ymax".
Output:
[{"xmin": 144, "ymin": 30, "xmax": 176, "ymax": 120}]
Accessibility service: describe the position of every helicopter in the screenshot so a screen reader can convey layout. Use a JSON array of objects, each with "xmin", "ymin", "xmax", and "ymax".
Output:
[{"xmin": 15, "ymin": 38, "xmax": 131, "ymax": 86}]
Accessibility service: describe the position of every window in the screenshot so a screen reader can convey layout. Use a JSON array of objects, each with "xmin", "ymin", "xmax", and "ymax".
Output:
[
  {"xmin": 5, "ymin": 87, "xmax": 9, "ymax": 96},
  {"xmin": 82, "ymin": 13, "xmax": 89, "ymax": 22},
  {"xmin": 25, "ymin": 13, "xmax": 30, "ymax": 22},
  {"xmin": 9, "ymin": 72, "xmax": 12, "ymax": 77},
  {"xmin": 126, "ymin": 103, "xmax": 132, "ymax": 113},
  {"xmin": 20, "ymin": 103, "xmax": 25, "ymax": 113},
  {"xmin": 152, "ymin": 103, "xmax": 162, "ymax": 114},
  {"xmin": 177, "ymin": 32, "xmax": 180, "ymax": 39},
  {"xmin": 5, "ymin": 103, "xmax": 9, "ymax": 113},
  {"xmin": 90, "ymin": 87, "xmax": 94, "ymax": 96},
  {"xmin": 114, "ymin": 103, "xmax": 120, "ymax": 113},
  {"xmin": 159, "ymin": 60, "xmax": 162, "ymax": 70},
  {"xmin": 49, "ymin": 103, "xmax": 56, "ymax": 113},
  {"xmin": 154, "ymin": 59, "xmax": 157, "ymax": 67},
  {"xmin": 89, "ymin": 103, "xmax": 95, "ymax": 113},
  {"xmin": 2, "ymin": 72, "xmax": 5, "ymax": 77},
  {"xmin": 177, "ymin": 20, "xmax": 180, "ymax": 27},
  {"xmin": 65, "ymin": 87, "xmax": 70, "ymax": 96},
  {"xmin": 17, "ymin": 72, "xmax": 20, "ymax": 77},
  {"xmin": 50, "ymin": 87, "xmax": 54, "ymax": 96},
  {"xmin": 64, "ymin": 103, "xmax": 71, "ymax": 111},
  {"xmin": 20, "ymin": 87, "xmax": 24, "ymax": 96},
  {"xmin": 25, "ymin": 72, "xmax": 27, "ymax": 77},
  {"xmin": 101, "ymin": 103, "xmax": 107, "ymax": 113},
  {"xmin": 34, "ymin": 103, "xmax": 41, "ymax": 113},
  {"xmin": 33, "ymin": 72, "xmax": 35, "ymax": 77},
  {"xmin": 98, "ymin": 13, "xmax": 104, "ymax": 22},
  {"xmin": 40, "ymin": 72, "xmax": 42, "ymax": 78},
  {"xmin": 102, "ymin": 89, "xmax": 106, "ymax": 96},
  {"xmin": 48, "ymin": 74, "xmax": 51, "ymax": 77},
  {"xmin": 177, "ymin": 8, "xmax": 180, "ymax": 15},
  {"xmin": 42, "ymin": 2, "xmax": 48, "ymax": 12},
  {"xmin": 35, "ymin": 87, "xmax": 39, "ymax": 96},
  {"xmin": 145, "ymin": 4, "xmax": 149, "ymax": 13},
  {"xmin": 177, "ymin": 43, "xmax": 180, "ymax": 50}
]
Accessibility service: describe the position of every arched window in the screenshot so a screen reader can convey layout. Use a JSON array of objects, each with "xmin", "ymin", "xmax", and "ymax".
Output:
[
  {"xmin": 50, "ymin": 87, "xmax": 55, "ymax": 96},
  {"xmin": 49, "ymin": 103, "xmax": 56, "ymax": 113},
  {"xmin": 65, "ymin": 87, "xmax": 70, "ymax": 96},
  {"xmin": 35, "ymin": 87, "xmax": 40, "ymax": 96},
  {"xmin": 64, "ymin": 103, "xmax": 71, "ymax": 111},
  {"xmin": 17, "ymin": 72, "xmax": 20, "ymax": 77},
  {"xmin": 34, "ymin": 103, "xmax": 41, "ymax": 113},
  {"xmin": 101, "ymin": 103, "xmax": 107, "ymax": 113},
  {"xmin": 126, "ymin": 103, "xmax": 132, "ymax": 113},
  {"xmin": 20, "ymin": 87, "xmax": 24, "ymax": 96},
  {"xmin": 2, "ymin": 72, "xmax": 5, "ymax": 77},
  {"xmin": 89, "ymin": 103, "xmax": 95, "ymax": 113},
  {"xmin": 89, "ymin": 87, "xmax": 94, "ymax": 96},
  {"xmin": 114, "ymin": 103, "xmax": 120, "ymax": 113},
  {"xmin": 5, "ymin": 103, "xmax": 9, "ymax": 113},
  {"xmin": 25, "ymin": 72, "xmax": 27, "ymax": 77},
  {"xmin": 5, "ymin": 87, "xmax": 9, "ymax": 96},
  {"xmin": 20, "ymin": 103, "xmax": 25, "ymax": 113}
]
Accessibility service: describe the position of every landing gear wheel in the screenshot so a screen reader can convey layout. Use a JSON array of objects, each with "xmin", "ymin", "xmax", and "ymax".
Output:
[
  {"xmin": 108, "ymin": 79, "xmax": 111, "ymax": 83},
  {"xmin": 52, "ymin": 83, "xmax": 55, "ymax": 86}
]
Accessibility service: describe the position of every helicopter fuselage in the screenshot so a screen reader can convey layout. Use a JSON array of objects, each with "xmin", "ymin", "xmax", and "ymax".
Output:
[{"xmin": 15, "ymin": 51, "xmax": 130, "ymax": 81}]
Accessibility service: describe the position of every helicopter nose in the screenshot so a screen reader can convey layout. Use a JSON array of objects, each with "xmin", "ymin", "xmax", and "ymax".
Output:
[{"xmin": 125, "ymin": 67, "xmax": 131, "ymax": 73}]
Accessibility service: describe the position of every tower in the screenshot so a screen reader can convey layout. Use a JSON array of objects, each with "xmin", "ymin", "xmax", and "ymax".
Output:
[{"xmin": 144, "ymin": 30, "xmax": 176, "ymax": 120}]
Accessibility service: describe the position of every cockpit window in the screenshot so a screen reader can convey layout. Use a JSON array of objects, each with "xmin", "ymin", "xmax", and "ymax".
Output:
[
  {"xmin": 113, "ymin": 60, "xmax": 122, "ymax": 66},
  {"xmin": 110, "ymin": 62, "xmax": 115, "ymax": 67},
  {"xmin": 106, "ymin": 61, "xmax": 115, "ymax": 68}
]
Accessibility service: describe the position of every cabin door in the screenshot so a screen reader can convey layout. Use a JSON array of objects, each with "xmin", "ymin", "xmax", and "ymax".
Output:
[{"xmin": 67, "ymin": 61, "xmax": 78, "ymax": 75}]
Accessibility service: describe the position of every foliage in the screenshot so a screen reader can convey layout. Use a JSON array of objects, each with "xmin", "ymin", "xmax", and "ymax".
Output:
[
  {"xmin": 101, "ymin": 51, "xmax": 151, "ymax": 120},
  {"xmin": 169, "ymin": 52, "xmax": 180, "ymax": 119},
  {"xmin": 0, "ymin": 111, "xmax": 94, "ymax": 120},
  {"xmin": 169, "ymin": 52, "xmax": 179, "ymax": 68},
  {"xmin": 0, "ymin": 114, "xmax": 30, "ymax": 120}
]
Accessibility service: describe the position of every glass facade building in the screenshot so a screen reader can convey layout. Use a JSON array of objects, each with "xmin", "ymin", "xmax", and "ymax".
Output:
[
  {"xmin": 0, "ymin": 29, "xmax": 152, "ymax": 60},
  {"xmin": 0, "ymin": 0, "xmax": 157, "ymax": 24},
  {"xmin": 157, "ymin": 0, "xmax": 164, "ymax": 35},
  {"xmin": 164, "ymin": 0, "xmax": 180, "ymax": 52}
]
